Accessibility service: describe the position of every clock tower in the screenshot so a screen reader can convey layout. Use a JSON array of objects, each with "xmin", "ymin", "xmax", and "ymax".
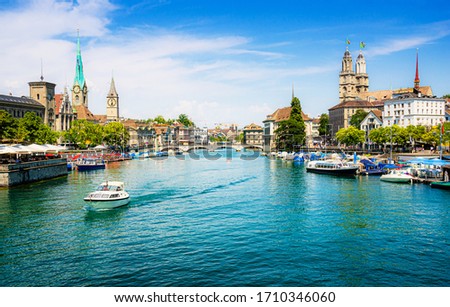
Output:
[
  {"xmin": 29, "ymin": 77, "xmax": 56, "ymax": 128},
  {"xmin": 106, "ymin": 77, "xmax": 119, "ymax": 121},
  {"xmin": 72, "ymin": 31, "xmax": 88, "ymax": 107}
]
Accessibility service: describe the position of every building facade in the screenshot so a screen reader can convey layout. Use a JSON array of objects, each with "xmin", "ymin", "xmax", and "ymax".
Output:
[
  {"xmin": 28, "ymin": 80, "xmax": 56, "ymax": 128},
  {"xmin": 382, "ymin": 96, "xmax": 446, "ymax": 127},
  {"xmin": 262, "ymin": 106, "xmax": 313, "ymax": 152},
  {"xmin": 54, "ymin": 87, "xmax": 76, "ymax": 132},
  {"xmin": 328, "ymin": 100, "xmax": 384, "ymax": 137},
  {"xmin": 360, "ymin": 109, "xmax": 383, "ymax": 148},
  {"xmin": 243, "ymin": 123, "xmax": 263, "ymax": 146},
  {"xmin": 0, "ymin": 94, "xmax": 45, "ymax": 120}
]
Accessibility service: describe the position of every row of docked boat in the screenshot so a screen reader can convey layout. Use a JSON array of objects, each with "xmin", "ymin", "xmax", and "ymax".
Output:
[{"xmin": 271, "ymin": 150, "xmax": 450, "ymax": 188}]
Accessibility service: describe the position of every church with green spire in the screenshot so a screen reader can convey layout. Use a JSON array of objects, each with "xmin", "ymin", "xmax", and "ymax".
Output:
[{"xmin": 72, "ymin": 31, "xmax": 88, "ymax": 107}]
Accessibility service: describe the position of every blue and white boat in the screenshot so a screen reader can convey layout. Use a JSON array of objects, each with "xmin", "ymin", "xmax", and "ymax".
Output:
[
  {"xmin": 76, "ymin": 157, "xmax": 105, "ymax": 171},
  {"xmin": 359, "ymin": 159, "xmax": 388, "ymax": 175},
  {"xmin": 84, "ymin": 181, "xmax": 130, "ymax": 210}
]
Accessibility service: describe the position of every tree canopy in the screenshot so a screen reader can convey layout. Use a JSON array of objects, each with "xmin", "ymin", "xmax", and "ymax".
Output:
[
  {"xmin": 335, "ymin": 126, "xmax": 365, "ymax": 146},
  {"xmin": 1, "ymin": 111, "xmax": 59, "ymax": 144},
  {"xmin": 62, "ymin": 120, "xmax": 130, "ymax": 149},
  {"xmin": 275, "ymin": 96, "xmax": 306, "ymax": 151},
  {"xmin": 349, "ymin": 109, "xmax": 368, "ymax": 128},
  {"xmin": 0, "ymin": 110, "xmax": 18, "ymax": 141},
  {"xmin": 318, "ymin": 113, "xmax": 330, "ymax": 136},
  {"xmin": 177, "ymin": 114, "xmax": 194, "ymax": 127}
]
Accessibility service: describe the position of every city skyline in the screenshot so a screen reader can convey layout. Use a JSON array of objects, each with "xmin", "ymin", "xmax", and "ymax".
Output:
[{"xmin": 1, "ymin": 0, "xmax": 450, "ymax": 127}]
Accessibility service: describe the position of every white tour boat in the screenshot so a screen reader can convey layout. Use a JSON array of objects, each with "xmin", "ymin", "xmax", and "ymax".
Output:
[
  {"xmin": 306, "ymin": 159, "xmax": 359, "ymax": 176},
  {"xmin": 380, "ymin": 169, "xmax": 413, "ymax": 183},
  {"xmin": 84, "ymin": 181, "xmax": 130, "ymax": 210}
]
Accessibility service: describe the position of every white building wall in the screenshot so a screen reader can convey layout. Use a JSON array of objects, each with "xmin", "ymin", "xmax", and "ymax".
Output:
[{"xmin": 382, "ymin": 98, "xmax": 445, "ymax": 127}]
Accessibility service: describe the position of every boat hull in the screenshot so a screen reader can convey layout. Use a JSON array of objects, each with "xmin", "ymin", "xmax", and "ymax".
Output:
[
  {"xmin": 77, "ymin": 164, "xmax": 105, "ymax": 171},
  {"xmin": 306, "ymin": 167, "xmax": 359, "ymax": 176},
  {"xmin": 84, "ymin": 197, "xmax": 130, "ymax": 210},
  {"xmin": 380, "ymin": 176, "xmax": 412, "ymax": 183},
  {"xmin": 430, "ymin": 182, "xmax": 450, "ymax": 190}
]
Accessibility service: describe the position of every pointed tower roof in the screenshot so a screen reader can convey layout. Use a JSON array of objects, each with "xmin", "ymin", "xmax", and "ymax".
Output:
[
  {"xmin": 108, "ymin": 77, "xmax": 118, "ymax": 96},
  {"xmin": 414, "ymin": 49, "xmax": 420, "ymax": 90},
  {"xmin": 74, "ymin": 30, "xmax": 86, "ymax": 88}
]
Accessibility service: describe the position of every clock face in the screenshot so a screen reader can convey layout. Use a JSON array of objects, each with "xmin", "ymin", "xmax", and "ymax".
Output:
[
  {"xmin": 108, "ymin": 98, "xmax": 116, "ymax": 106},
  {"xmin": 74, "ymin": 86, "xmax": 80, "ymax": 94}
]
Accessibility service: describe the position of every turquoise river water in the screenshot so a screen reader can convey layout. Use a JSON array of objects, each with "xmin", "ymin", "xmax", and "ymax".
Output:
[{"xmin": 0, "ymin": 150, "xmax": 449, "ymax": 286}]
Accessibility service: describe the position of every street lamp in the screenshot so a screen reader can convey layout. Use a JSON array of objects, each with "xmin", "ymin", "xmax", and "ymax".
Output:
[
  {"xmin": 439, "ymin": 121, "xmax": 445, "ymax": 160},
  {"xmin": 389, "ymin": 116, "xmax": 397, "ymax": 163}
]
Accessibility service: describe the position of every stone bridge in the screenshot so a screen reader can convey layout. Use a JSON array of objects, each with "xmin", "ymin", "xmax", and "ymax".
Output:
[{"xmin": 173, "ymin": 144, "xmax": 263, "ymax": 152}]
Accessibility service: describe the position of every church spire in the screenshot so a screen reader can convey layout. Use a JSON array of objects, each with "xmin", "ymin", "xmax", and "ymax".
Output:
[
  {"xmin": 414, "ymin": 49, "xmax": 420, "ymax": 90},
  {"xmin": 74, "ymin": 29, "xmax": 85, "ymax": 89},
  {"xmin": 109, "ymin": 76, "xmax": 118, "ymax": 96}
]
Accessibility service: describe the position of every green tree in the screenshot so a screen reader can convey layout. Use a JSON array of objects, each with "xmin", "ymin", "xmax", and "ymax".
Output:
[
  {"xmin": 0, "ymin": 110, "xmax": 19, "ymax": 141},
  {"xmin": 443, "ymin": 122, "xmax": 450, "ymax": 144},
  {"xmin": 442, "ymin": 94, "xmax": 450, "ymax": 99},
  {"xmin": 275, "ymin": 96, "xmax": 306, "ymax": 151},
  {"xmin": 154, "ymin": 115, "xmax": 166, "ymax": 124},
  {"xmin": 369, "ymin": 126, "xmax": 388, "ymax": 150},
  {"xmin": 335, "ymin": 126, "xmax": 365, "ymax": 146},
  {"xmin": 349, "ymin": 109, "xmax": 368, "ymax": 128},
  {"xmin": 318, "ymin": 113, "xmax": 330, "ymax": 136},
  {"xmin": 422, "ymin": 126, "xmax": 440, "ymax": 147},
  {"xmin": 177, "ymin": 114, "xmax": 194, "ymax": 127},
  {"xmin": 103, "ymin": 122, "xmax": 129, "ymax": 149},
  {"xmin": 62, "ymin": 120, "xmax": 100, "ymax": 149},
  {"xmin": 405, "ymin": 125, "xmax": 426, "ymax": 148},
  {"xmin": 18, "ymin": 112, "xmax": 44, "ymax": 144},
  {"xmin": 235, "ymin": 132, "xmax": 244, "ymax": 143},
  {"xmin": 36, "ymin": 125, "xmax": 60, "ymax": 144}
]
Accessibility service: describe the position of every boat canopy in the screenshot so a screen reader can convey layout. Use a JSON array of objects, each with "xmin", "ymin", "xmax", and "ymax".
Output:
[{"xmin": 407, "ymin": 158, "xmax": 450, "ymax": 166}]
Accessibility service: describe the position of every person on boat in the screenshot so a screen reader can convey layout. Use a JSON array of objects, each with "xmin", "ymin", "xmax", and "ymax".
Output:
[{"xmin": 103, "ymin": 181, "xmax": 109, "ymax": 191}]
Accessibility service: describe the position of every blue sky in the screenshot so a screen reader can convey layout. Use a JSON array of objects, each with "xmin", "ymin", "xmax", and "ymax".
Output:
[{"xmin": 1, "ymin": 0, "xmax": 450, "ymax": 127}]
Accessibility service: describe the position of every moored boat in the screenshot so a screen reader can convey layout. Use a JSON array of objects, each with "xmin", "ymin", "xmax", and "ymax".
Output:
[
  {"xmin": 76, "ymin": 157, "xmax": 105, "ymax": 171},
  {"xmin": 359, "ymin": 159, "xmax": 388, "ymax": 175},
  {"xmin": 84, "ymin": 181, "xmax": 130, "ymax": 210},
  {"xmin": 380, "ymin": 169, "xmax": 413, "ymax": 183},
  {"xmin": 430, "ymin": 181, "xmax": 450, "ymax": 190},
  {"xmin": 306, "ymin": 159, "xmax": 359, "ymax": 176}
]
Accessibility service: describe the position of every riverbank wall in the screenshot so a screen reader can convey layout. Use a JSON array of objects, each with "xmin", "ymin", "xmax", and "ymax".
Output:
[{"xmin": 0, "ymin": 158, "xmax": 68, "ymax": 187}]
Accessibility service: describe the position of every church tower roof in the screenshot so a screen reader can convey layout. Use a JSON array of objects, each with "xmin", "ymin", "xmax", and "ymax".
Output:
[
  {"xmin": 74, "ymin": 30, "xmax": 86, "ymax": 89},
  {"xmin": 108, "ymin": 77, "xmax": 118, "ymax": 97},
  {"xmin": 414, "ymin": 49, "xmax": 420, "ymax": 90}
]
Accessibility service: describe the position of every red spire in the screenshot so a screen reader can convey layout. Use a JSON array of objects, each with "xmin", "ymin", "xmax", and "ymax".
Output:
[{"xmin": 414, "ymin": 49, "xmax": 420, "ymax": 90}]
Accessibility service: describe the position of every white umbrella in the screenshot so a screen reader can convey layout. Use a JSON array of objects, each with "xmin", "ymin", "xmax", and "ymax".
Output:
[
  {"xmin": 0, "ymin": 145, "xmax": 19, "ymax": 155},
  {"xmin": 11, "ymin": 144, "xmax": 32, "ymax": 154},
  {"xmin": 27, "ymin": 144, "xmax": 49, "ymax": 153}
]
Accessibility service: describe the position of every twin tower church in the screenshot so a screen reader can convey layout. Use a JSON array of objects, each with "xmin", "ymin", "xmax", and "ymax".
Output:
[{"xmin": 339, "ymin": 46, "xmax": 369, "ymax": 102}]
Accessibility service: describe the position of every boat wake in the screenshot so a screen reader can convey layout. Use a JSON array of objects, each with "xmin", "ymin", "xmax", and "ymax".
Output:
[
  {"xmin": 196, "ymin": 175, "xmax": 256, "ymax": 196},
  {"xmin": 132, "ymin": 176, "xmax": 257, "ymax": 206}
]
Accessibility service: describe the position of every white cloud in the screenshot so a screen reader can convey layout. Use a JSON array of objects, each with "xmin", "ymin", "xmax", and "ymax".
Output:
[
  {"xmin": 1, "ymin": 1, "xmax": 337, "ymax": 127},
  {"xmin": 365, "ymin": 20, "xmax": 450, "ymax": 57}
]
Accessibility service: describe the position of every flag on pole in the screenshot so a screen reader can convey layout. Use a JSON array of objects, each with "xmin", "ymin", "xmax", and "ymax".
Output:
[
  {"xmin": 360, "ymin": 41, "xmax": 366, "ymax": 49},
  {"xmin": 346, "ymin": 38, "xmax": 351, "ymax": 45}
]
